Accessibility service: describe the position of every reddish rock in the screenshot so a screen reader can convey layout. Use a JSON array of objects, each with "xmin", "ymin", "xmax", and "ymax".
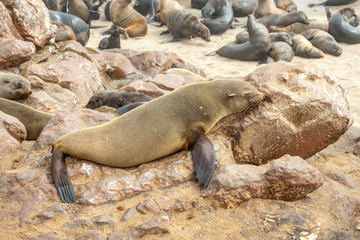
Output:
[
  {"xmin": 120, "ymin": 80, "xmax": 171, "ymax": 98},
  {"xmin": 27, "ymin": 75, "xmax": 44, "ymax": 89},
  {"xmin": 354, "ymin": 142, "xmax": 360, "ymax": 157},
  {"xmin": 0, "ymin": 2, "xmax": 23, "ymax": 40},
  {"xmin": 151, "ymin": 74, "xmax": 186, "ymax": 91},
  {"xmin": 0, "ymin": 111, "xmax": 27, "ymax": 142},
  {"xmin": 131, "ymin": 216, "xmax": 170, "ymax": 238},
  {"xmin": 0, "ymin": 121, "xmax": 24, "ymax": 167},
  {"xmin": 18, "ymin": 90, "xmax": 62, "ymax": 112},
  {"xmin": 210, "ymin": 61, "xmax": 352, "ymax": 165},
  {"xmin": 43, "ymin": 84, "xmax": 80, "ymax": 110},
  {"xmin": 1, "ymin": 0, "xmax": 56, "ymax": 48},
  {"xmin": 206, "ymin": 155, "xmax": 324, "ymax": 207},
  {"xmin": 99, "ymin": 51, "xmax": 137, "ymax": 80},
  {"xmin": 184, "ymin": 63, "xmax": 206, "ymax": 77},
  {"xmin": 34, "ymin": 108, "xmax": 114, "ymax": 149},
  {"xmin": 25, "ymin": 64, "xmax": 59, "ymax": 83},
  {"xmin": 0, "ymin": 40, "xmax": 36, "ymax": 70}
]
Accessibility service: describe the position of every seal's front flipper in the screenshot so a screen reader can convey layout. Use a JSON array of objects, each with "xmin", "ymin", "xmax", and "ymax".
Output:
[
  {"xmin": 51, "ymin": 149, "xmax": 76, "ymax": 203},
  {"xmin": 191, "ymin": 133, "xmax": 215, "ymax": 188}
]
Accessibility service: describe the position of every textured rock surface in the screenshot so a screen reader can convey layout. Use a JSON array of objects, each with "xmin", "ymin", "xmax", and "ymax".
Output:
[
  {"xmin": 0, "ymin": 40, "xmax": 36, "ymax": 69},
  {"xmin": 0, "ymin": 121, "xmax": 24, "ymax": 165},
  {"xmin": 0, "ymin": 0, "xmax": 55, "ymax": 48},
  {"xmin": 0, "ymin": 111, "xmax": 27, "ymax": 141},
  {"xmin": 210, "ymin": 61, "xmax": 353, "ymax": 165}
]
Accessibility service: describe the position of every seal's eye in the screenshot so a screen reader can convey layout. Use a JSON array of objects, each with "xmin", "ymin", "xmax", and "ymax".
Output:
[
  {"xmin": 96, "ymin": 98, "xmax": 101, "ymax": 102},
  {"xmin": 244, "ymin": 92, "xmax": 252, "ymax": 97},
  {"xmin": 3, "ymin": 80, "xmax": 10, "ymax": 84}
]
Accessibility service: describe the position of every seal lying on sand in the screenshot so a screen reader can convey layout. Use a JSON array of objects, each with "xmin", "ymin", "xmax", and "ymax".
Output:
[
  {"xmin": 108, "ymin": 0, "xmax": 148, "ymax": 38},
  {"xmin": 86, "ymin": 91, "xmax": 153, "ymax": 109},
  {"xmin": 216, "ymin": 15, "xmax": 269, "ymax": 62},
  {"xmin": 201, "ymin": 0, "xmax": 233, "ymax": 35},
  {"xmin": 0, "ymin": 72, "xmax": 32, "ymax": 100},
  {"xmin": 328, "ymin": 7, "xmax": 360, "ymax": 44},
  {"xmin": 164, "ymin": 9, "xmax": 211, "ymax": 42},
  {"xmin": 308, "ymin": 0, "xmax": 357, "ymax": 7},
  {"xmin": 302, "ymin": 29, "xmax": 342, "ymax": 56},
  {"xmin": 134, "ymin": 0, "xmax": 160, "ymax": 22},
  {"xmin": 49, "ymin": 10, "xmax": 90, "ymax": 46},
  {"xmin": 0, "ymin": 98, "xmax": 54, "ymax": 140},
  {"xmin": 231, "ymin": 0, "xmax": 257, "ymax": 17},
  {"xmin": 291, "ymin": 34, "xmax": 324, "ymax": 58},
  {"xmin": 254, "ymin": 0, "xmax": 285, "ymax": 18},
  {"xmin": 274, "ymin": 0, "xmax": 297, "ymax": 12},
  {"xmin": 268, "ymin": 41, "xmax": 294, "ymax": 62},
  {"xmin": 236, "ymin": 31, "xmax": 292, "ymax": 45},
  {"xmin": 51, "ymin": 80, "xmax": 265, "ymax": 203},
  {"xmin": 256, "ymin": 11, "xmax": 309, "ymax": 30}
]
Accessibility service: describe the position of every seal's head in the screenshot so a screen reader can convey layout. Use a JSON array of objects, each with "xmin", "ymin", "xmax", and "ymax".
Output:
[
  {"xmin": 0, "ymin": 73, "xmax": 32, "ymax": 99},
  {"xmin": 86, "ymin": 92, "xmax": 105, "ymax": 109}
]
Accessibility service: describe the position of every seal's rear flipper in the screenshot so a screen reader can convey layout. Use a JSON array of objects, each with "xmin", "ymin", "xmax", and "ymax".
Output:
[
  {"xmin": 191, "ymin": 133, "xmax": 215, "ymax": 188},
  {"xmin": 51, "ymin": 149, "xmax": 76, "ymax": 203}
]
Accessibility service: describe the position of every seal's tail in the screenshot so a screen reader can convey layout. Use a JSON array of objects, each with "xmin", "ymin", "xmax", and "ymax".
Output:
[{"xmin": 205, "ymin": 51, "xmax": 217, "ymax": 56}]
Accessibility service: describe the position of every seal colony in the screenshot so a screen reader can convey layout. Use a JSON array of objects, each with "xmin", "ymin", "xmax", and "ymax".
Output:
[{"xmin": 51, "ymin": 80, "xmax": 265, "ymax": 203}]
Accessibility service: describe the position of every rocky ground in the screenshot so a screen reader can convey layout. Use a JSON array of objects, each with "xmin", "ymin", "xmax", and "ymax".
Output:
[{"xmin": 0, "ymin": 0, "xmax": 359, "ymax": 239}]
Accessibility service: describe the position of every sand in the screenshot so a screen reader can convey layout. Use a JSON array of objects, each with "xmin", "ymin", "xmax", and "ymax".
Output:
[{"xmin": 87, "ymin": 0, "xmax": 360, "ymax": 127}]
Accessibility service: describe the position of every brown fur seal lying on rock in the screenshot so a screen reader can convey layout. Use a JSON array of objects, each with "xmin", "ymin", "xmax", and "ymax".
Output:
[
  {"xmin": 216, "ymin": 15, "xmax": 269, "ymax": 62},
  {"xmin": 163, "ymin": 9, "xmax": 211, "ymax": 42},
  {"xmin": 328, "ymin": 7, "xmax": 360, "ymax": 44},
  {"xmin": 0, "ymin": 72, "xmax": 32, "ymax": 100},
  {"xmin": 302, "ymin": 29, "xmax": 342, "ymax": 56},
  {"xmin": 51, "ymin": 80, "xmax": 265, "ymax": 203},
  {"xmin": 86, "ymin": 91, "xmax": 153, "ymax": 109},
  {"xmin": 0, "ymin": 98, "xmax": 54, "ymax": 140},
  {"xmin": 108, "ymin": 0, "xmax": 148, "ymax": 38}
]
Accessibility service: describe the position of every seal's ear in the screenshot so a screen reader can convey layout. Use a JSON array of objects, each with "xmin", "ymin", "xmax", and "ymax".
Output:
[{"xmin": 228, "ymin": 93, "xmax": 236, "ymax": 97}]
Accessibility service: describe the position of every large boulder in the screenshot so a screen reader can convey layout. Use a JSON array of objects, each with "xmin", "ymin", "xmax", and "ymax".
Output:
[
  {"xmin": 209, "ymin": 61, "xmax": 353, "ymax": 165},
  {"xmin": 0, "ymin": 40, "xmax": 36, "ymax": 70}
]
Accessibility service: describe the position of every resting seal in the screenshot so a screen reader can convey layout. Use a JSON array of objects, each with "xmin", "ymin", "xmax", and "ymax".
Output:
[
  {"xmin": 302, "ymin": 29, "xmax": 342, "ymax": 56},
  {"xmin": 308, "ymin": 0, "xmax": 357, "ymax": 7},
  {"xmin": 67, "ymin": 0, "xmax": 101, "ymax": 28},
  {"xmin": 268, "ymin": 41, "xmax": 294, "ymax": 62},
  {"xmin": 231, "ymin": 0, "xmax": 257, "ymax": 17},
  {"xmin": 256, "ymin": 11, "xmax": 309, "ymax": 31},
  {"xmin": 113, "ymin": 102, "xmax": 146, "ymax": 115},
  {"xmin": 269, "ymin": 20, "xmax": 328, "ymax": 34},
  {"xmin": 98, "ymin": 27, "xmax": 121, "ymax": 50},
  {"xmin": 134, "ymin": 0, "xmax": 160, "ymax": 22},
  {"xmin": 274, "ymin": 0, "xmax": 297, "ymax": 12},
  {"xmin": 164, "ymin": 9, "xmax": 211, "ymax": 42},
  {"xmin": 291, "ymin": 34, "xmax": 324, "ymax": 58},
  {"xmin": 191, "ymin": 0, "xmax": 208, "ymax": 9},
  {"xmin": 0, "ymin": 73, "xmax": 32, "ymax": 100},
  {"xmin": 217, "ymin": 15, "xmax": 269, "ymax": 62},
  {"xmin": 236, "ymin": 31, "xmax": 292, "ymax": 45},
  {"xmin": 86, "ymin": 91, "xmax": 153, "ymax": 109},
  {"xmin": 254, "ymin": 0, "xmax": 285, "ymax": 18},
  {"xmin": 109, "ymin": 0, "xmax": 148, "ymax": 38},
  {"xmin": 52, "ymin": 21, "xmax": 77, "ymax": 42},
  {"xmin": 0, "ymin": 98, "xmax": 54, "ymax": 140},
  {"xmin": 201, "ymin": 0, "xmax": 233, "ymax": 35},
  {"xmin": 51, "ymin": 79, "xmax": 265, "ymax": 203},
  {"xmin": 49, "ymin": 10, "xmax": 90, "ymax": 46},
  {"xmin": 328, "ymin": 7, "xmax": 360, "ymax": 44}
]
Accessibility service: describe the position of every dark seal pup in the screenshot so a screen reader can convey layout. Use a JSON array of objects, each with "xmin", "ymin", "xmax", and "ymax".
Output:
[
  {"xmin": 49, "ymin": 10, "xmax": 90, "ymax": 46},
  {"xmin": 328, "ymin": 7, "xmax": 360, "ymax": 44},
  {"xmin": 217, "ymin": 15, "xmax": 270, "ymax": 62},
  {"xmin": 0, "ymin": 98, "xmax": 54, "ymax": 140},
  {"xmin": 86, "ymin": 91, "xmax": 153, "ymax": 109},
  {"xmin": 308, "ymin": 0, "xmax": 357, "ymax": 7},
  {"xmin": 113, "ymin": 102, "xmax": 146, "ymax": 115},
  {"xmin": 134, "ymin": 0, "xmax": 160, "ymax": 22},
  {"xmin": 165, "ymin": 9, "xmax": 211, "ymax": 42},
  {"xmin": 0, "ymin": 73, "xmax": 32, "ymax": 100},
  {"xmin": 302, "ymin": 29, "xmax": 342, "ymax": 56},
  {"xmin": 268, "ymin": 41, "xmax": 294, "ymax": 62},
  {"xmin": 201, "ymin": 0, "xmax": 234, "ymax": 35},
  {"xmin": 191, "ymin": 0, "xmax": 208, "ymax": 9},
  {"xmin": 256, "ymin": 11, "xmax": 309, "ymax": 31},
  {"xmin": 98, "ymin": 27, "xmax": 121, "ymax": 50},
  {"xmin": 51, "ymin": 79, "xmax": 265, "ymax": 203}
]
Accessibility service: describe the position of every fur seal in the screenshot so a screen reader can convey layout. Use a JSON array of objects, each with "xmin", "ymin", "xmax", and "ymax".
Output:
[
  {"xmin": 105, "ymin": 0, "xmax": 113, "ymax": 21},
  {"xmin": 302, "ymin": 29, "xmax": 342, "ymax": 56},
  {"xmin": 201, "ymin": 0, "xmax": 233, "ymax": 35},
  {"xmin": 51, "ymin": 79, "xmax": 265, "ymax": 203},
  {"xmin": 98, "ymin": 27, "xmax": 121, "ymax": 50},
  {"xmin": 274, "ymin": 0, "xmax": 297, "ymax": 12},
  {"xmin": 328, "ymin": 7, "xmax": 360, "ymax": 44},
  {"xmin": 253, "ymin": 0, "xmax": 285, "ymax": 18},
  {"xmin": 134, "ymin": 0, "xmax": 160, "ymax": 22},
  {"xmin": 0, "ymin": 73, "xmax": 32, "ymax": 100},
  {"xmin": 113, "ymin": 102, "xmax": 146, "ymax": 115},
  {"xmin": 236, "ymin": 31, "xmax": 292, "ymax": 45},
  {"xmin": 308, "ymin": 0, "xmax": 357, "ymax": 7},
  {"xmin": 159, "ymin": 0, "xmax": 185, "ymax": 25},
  {"xmin": 43, "ymin": 0, "xmax": 60, "ymax": 11},
  {"xmin": 191, "ymin": 0, "xmax": 208, "ymax": 9},
  {"xmin": 67, "ymin": 0, "xmax": 101, "ymax": 28},
  {"xmin": 217, "ymin": 15, "xmax": 269, "ymax": 62},
  {"xmin": 49, "ymin": 10, "xmax": 90, "ymax": 46},
  {"xmin": 256, "ymin": 11, "xmax": 309, "ymax": 30},
  {"xmin": 52, "ymin": 21, "xmax": 77, "ymax": 42},
  {"xmin": 109, "ymin": 0, "xmax": 148, "ymax": 38},
  {"xmin": 0, "ymin": 98, "xmax": 54, "ymax": 140},
  {"xmin": 269, "ymin": 20, "xmax": 329, "ymax": 34},
  {"xmin": 164, "ymin": 9, "xmax": 211, "ymax": 42},
  {"xmin": 291, "ymin": 34, "xmax": 324, "ymax": 58},
  {"xmin": 268, "ymin": 41, "xmax": 294, "ymax": 62},
  {"xmin": 231, "ymin": 0, "xmax": 257, "ymax": 17},
  {"xmin": 86, "ymin": 91, "xmax": 153, "ymax": 109}
]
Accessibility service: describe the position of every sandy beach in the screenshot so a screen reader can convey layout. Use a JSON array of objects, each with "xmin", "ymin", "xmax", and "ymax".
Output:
[{"xmin": 87, "ymin": 0, "xmax": 360, "ymax": 127}]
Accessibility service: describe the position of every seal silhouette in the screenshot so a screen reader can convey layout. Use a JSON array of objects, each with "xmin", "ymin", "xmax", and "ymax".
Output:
[{"xmin": 51, "ymin": 80, "xmax": 265, "ymax": 203}]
